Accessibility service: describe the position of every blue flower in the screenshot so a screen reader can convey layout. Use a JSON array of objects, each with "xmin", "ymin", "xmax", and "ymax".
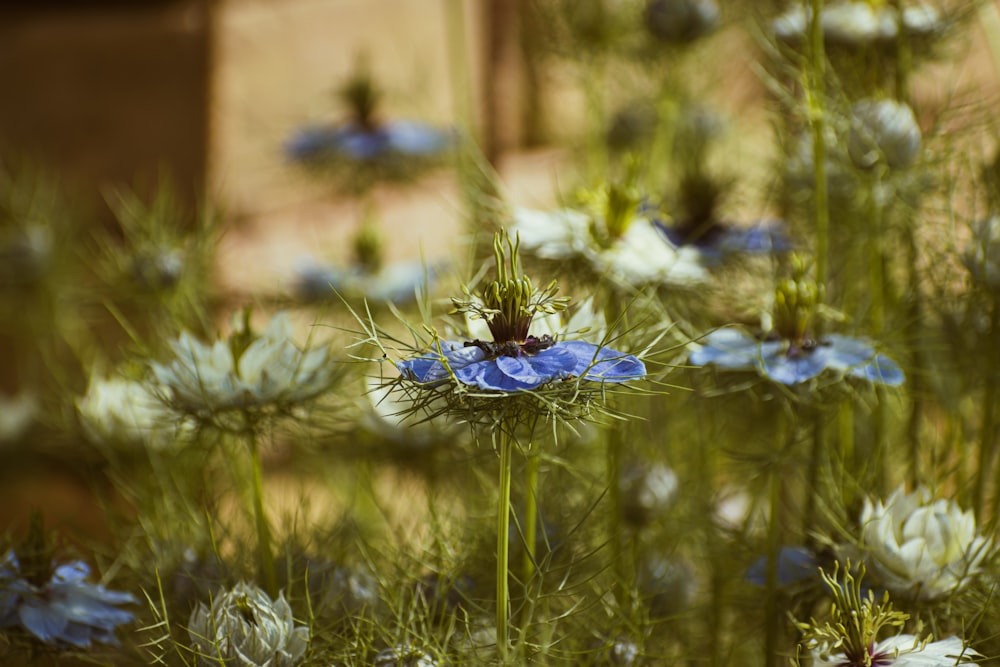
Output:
[
  {"xmin": 690, "ymin": 327, "xmax": 904, "ymax": 386},
  {"xmin": 0, "ymin": 552, "xmax": 136, "ymax": 648},
  {"xmin": 284, "ymin": 121, "xmax": 451, "ymax": 163},
  {"xmin": 653, "ymin": 218, "xmax": 792, "ymax": 264},
  {"xmin": 746, "ymin": 546, "xmax": 819, "ymax": 587},
  {"xmin": 397, "ymin": 339, "xmax": 645, "ymax": 392}
]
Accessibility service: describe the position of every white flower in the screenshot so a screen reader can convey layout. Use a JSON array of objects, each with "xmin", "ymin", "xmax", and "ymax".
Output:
[
  {"xmin": 773, "ymin": 2, "xmax": 941, "ymax": 47},
  {"xmin": 857, "ymin": 486, "xmax": 991, "ymax": 599},
  {"xmin": 188, "ymin": 582, "xmax": 309, "ymax": 667},
  {"xmin": 848, "ymin": 98, "xmax": 922, "ymax": 170},
  {"xmin": 151, "ymin": 312, "xmax": 333, "ymax": 416},
  {"xmin": 374, "ymin": 644, "xmax": 439, "ymax": 667},
  {"xmin": 510, "ymin": 207, "xmax": 707, "ymax": 288},
  {"xmin": 812, "ymin": 634, "xmax": 978, "ymax": 667},
  {"xmin": 77, "ymin": 375, "xmax": 182, "ymax": 449}
]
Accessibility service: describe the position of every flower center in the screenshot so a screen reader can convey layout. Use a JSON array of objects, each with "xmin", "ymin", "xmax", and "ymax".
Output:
[
  {"xmin": 464, "ymin": 334, "xmax": 557, "ymax": 359},
  {"xmin": 771, "ymin": 272, "xmax": 821, "ymax": 345},
  {"xmin": 453, "ymin": 231, "xmax": 569, "ymax": 352}
]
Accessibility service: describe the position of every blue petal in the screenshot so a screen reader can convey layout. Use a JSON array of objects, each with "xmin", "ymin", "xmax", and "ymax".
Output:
[
  {"xmin": 746, "ymin": 546, "xmax": 818, "ymax": 587},
  {"xmin": 385, "ymin": 121, "xmax": 451, "ymax": 156},
  {"xmin": 559, "ymin": 340, "xmax": 646, "ymax": 382},
  {"xmin": 719, "ymin": 220, "xmax": 792, "ymax": 254},
  {"xmin": 336, "ymin": 127, "xmax": 391, "ymax": 159},
  {"xmin": 689, "ymin": 329, "xmax": 760, "ymax": 370},
  {"xmin": 824, "ymin": 334, "xmax": 905, "ymax": 387},
  {"xmin": 19, "ymin": 601, "xmax": 70, "ymax": 644},
  {"xmin": 759, "ymin": 345, "xmax": 831, "ymax": 385},
  {"xmin": 456, "ymin": 359, "xmax": 535, "ymax": 391},
  {"xmin": 284, "ymin": 126, "xmax": 340, "ymax": 160},
  {"xmin": 53, "ymin": 561, "xmax": 90, "ymax": 583},
  {"xmin": 497, "ymin": 347, "xmax": 578, "ymax": 386},
  {"xmin": 397, "ymin": 343, "xmax": 483, "ymax": 384}
]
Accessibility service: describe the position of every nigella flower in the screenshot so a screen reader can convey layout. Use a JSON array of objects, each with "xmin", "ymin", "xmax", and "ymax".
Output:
[
  {"xmin": 689, "ymin": 272, "xmax": 904, "ymax": 386},
  {"xmin": 852, "ymin": 486, "xmax": 991, "ymax": 600},
  {"xmin": 374, "ymin": 643, "xmax": 439, "ymax": 667},
  {"xmin": 0, "ymin": 551, "xmax": 136, "ymax": 648},
  {"xmin": 284, "ymin": 121, "xmax": 450, "ymax": 164},
  {"xmin": 150, "ymin": 310, "xmax": 334, "ymax": 420},
  {"xmin": 812, "ymin": 635, "xmax": 979, "ymax": 667},
  {"xmin": 745, "ymin": 546, "xmax": 819, "ymax": 587},
  {"xmin": 800, "ymin": 564, "xmax": 979, "ymax": 667},
  {"xmin": 77, "ymin": 374, "xmax": 186, "ymax": 449},
  {"xmin": 848, "ymin": 98, "xmax": 922, "ymax": 170},
  {"xmin": 284, "ymin": 63, "xmax": 450, "ymax": 189},
  {"xmin": 188, "ymin": 582, "xmax": 309, "ymax": 667},
  {"xmin": 509, "ymin": 181, "xmax": 708, "ymax": 288},
  {"xmin": 397, "ymin": 237, "xmax": 644, "ymax": 393},
  {"xmin": 773, "ymin": 2, "xmax": 943, "ymax": 49}
]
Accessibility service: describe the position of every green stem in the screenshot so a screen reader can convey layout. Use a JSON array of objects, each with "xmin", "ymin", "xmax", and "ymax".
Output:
[
  {"xmin": 904, "ymin": 223, "xmax": 924, "ymax": 485},
  {"xmin": 522, "ymin": 449, "xmax": 539, "ymax": 589},
  {"xmin": 764, "ymin": 453, "xmax": 783, "ymax": 667},
  {"xmin": 808, "ymin": 0, "xmax": 829, "ymax": 321},
  {"xmin": 838, "ymin": 400, "xmax": 856, "ymax": 507},
  {"xmin": 249, "ymin": 434, "xmax": 277, "ymax": 597},
  {"xmin": 981, "ymin": 299, "xmax": 1000, "ymax": 525},
  {"xmin": 607, "ymin": 423, "xmax": 625, "ymax": 598},
  {"xmin": 497, "ymin": 429, "xmax": 514, "ymax": 664},
  {"xmin": 803, "ymin": 409, "xmax": 825, "ymax": 542}
]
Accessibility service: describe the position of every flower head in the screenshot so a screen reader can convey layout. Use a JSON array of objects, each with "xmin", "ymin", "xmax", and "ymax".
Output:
[
  {"xmin": 854, "ymin": 486, "xmax": 991, "ymax": 600},
  {"xmin": 397, "ymin": 233, "xmax": 645, "ymax": 393},
  {"xmin": 510, "ymin": 182, "xmax": 708, "ymax": 289},
  {"xmin": 0, "ymin": 545, "xmax": 136, "ymax": 648},
  {"xmin": 644, "ymin": 0, "xmax": 720, "ymax": 44},
  {"xmin": 188, "ymin": 582, "xmax": 309, "ymax": 667},
  {"xmin": 150, "ymin": 310, "xmax": 334, "ymax": 421},
  {"xmin": 773, "ymin": 2, "xmax": 943, "ymax": 49},
  {"xmin": 77, "ymin": 374, "xmax": 185, "ymax": 449},
  {"xmin": 848, "ymin": 99, "xmax": 922, "ymax": 170}
]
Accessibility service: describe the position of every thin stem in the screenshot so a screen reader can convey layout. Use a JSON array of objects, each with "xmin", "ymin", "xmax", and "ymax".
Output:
[
  {"xmin": 496, "ymin": 428, "xmax": 514, "ymax": 664},
  {"xmin": 803, "ymin": 408, "xmax": 825, "ymax": 542},
  {"xmin": 248, "ymin": 433, "xmax": 277, "ymax": 597},
  {"xmin": 522, "ymin": 448, "xmax": 539, "ymax": 589},
  {"xmin": 607, "ymin": 423, "xmax": 625, "ymax": 598},
  {"xmin": 980, "ymin": 299, "xmax": 1000, "ymax": 525},
  {"xmin": 808, "ymin": 0, "xmax": 829, "ymax": 321},
  {"xmin": 764, "ymin": 445, "xmax": 784, "ymax": 667}
]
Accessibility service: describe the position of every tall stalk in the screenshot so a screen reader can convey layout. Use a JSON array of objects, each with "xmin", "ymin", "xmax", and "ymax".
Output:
[
  {"xmin": 808, "ymin": 0, "xmax": 830, "ymax": 321},
  {"xmin": 496, "ymin": 427, "xmax": 515, "ymax": 664},
  {"xmin": 248, "ymin": 431, "xmax": 276, "ymax": 598}
]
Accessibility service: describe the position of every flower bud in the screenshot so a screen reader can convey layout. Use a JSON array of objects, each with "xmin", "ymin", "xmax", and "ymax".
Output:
[
  {"xmin": 644, "ymin": 0, "xmax": 720, "ymax": 44},
  {"xmin": 848, "ymin": 99, "xmax": 922, "ymax": 170},
  {"xmin": 188, "ymin": 582, "xmax": 309, "ymax": 667}
]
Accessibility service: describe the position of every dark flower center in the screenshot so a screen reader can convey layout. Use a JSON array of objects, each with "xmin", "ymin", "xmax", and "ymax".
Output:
[{"xmin": 465, "ymin": 334, "xmax": 556, "ymax": 359}]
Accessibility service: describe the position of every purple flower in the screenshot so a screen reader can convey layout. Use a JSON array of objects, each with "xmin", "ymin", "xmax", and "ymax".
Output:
[
  {"xmin": 0, "ymin": 552, "xmax": 136, "ymax": 648},
  {"xmin": 653, "ymin": 218, "xmax": 791, "ymax": 263},
  {"xmin": 397, "ymin": 339, "xmax": 645, "ymax": 392},
  {"xmin": 690, "ymin": 327, "xmax": 903, "ymax": 386}
]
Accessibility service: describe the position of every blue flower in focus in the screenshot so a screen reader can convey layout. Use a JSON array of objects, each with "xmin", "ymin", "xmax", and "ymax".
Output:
[
  {"xmin": 398, "ymin": 338, "xmax": 645, "ymax": 392},
  {"xmin": 746, "ymin": 546, "xmax": 819, "ymax": 587},
  {"xmin": 284, "ymin": 121, "xmax": 451, "ymax": 164},
  {"xmin": 0, "ymin": 551, "xmax": 136, "ymax": 648},
  {"xmin": 690, "ymin": 327, "xmax": 904, "ymax": 386}
]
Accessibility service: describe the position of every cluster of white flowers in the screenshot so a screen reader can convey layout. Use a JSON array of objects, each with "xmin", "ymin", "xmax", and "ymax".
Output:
[
  {"xmin": 856, "ymin": 486, "xmax": 992, "ymax": 600},
  {"xmin": 151, "ymin": 312, "xmax": 333, "ymax": 417},
  {"xmin": 811, "ymin": 634, "xmax": 978, "ymax": 667}
]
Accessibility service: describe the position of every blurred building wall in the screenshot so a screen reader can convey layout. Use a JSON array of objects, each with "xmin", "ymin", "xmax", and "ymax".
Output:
[{"xmin": 0, "ymin": 1, "xmax": 213, "ymax": 216}]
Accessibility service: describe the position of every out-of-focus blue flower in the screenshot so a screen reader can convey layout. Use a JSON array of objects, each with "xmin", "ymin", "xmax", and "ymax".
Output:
[
  {"xmin": 397, "ymin": 339, "xmax": 645, "ymax": 392},
  {"xmin": 690, "ymin": 327, "xmax": 904, "ymax": 386},
  {"xmin": 653, "ymin": 218, "xmax": 791, "ymax": 264},
  {"xmin": 0, "ymin": 552, "xmax": 136, "ymax": 648},
  {"xmin": 746, "ymin": 546, "xmax": 819, "ymax": 587},
  {"xmin": 285, "ymin": 121, "xmax": 451, "ymax": 163}
]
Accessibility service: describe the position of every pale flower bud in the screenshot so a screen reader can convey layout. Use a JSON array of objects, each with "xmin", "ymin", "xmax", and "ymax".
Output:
[
  {"xmin": 848, "ymin": 99, "xmax": 922, "ymax": 170},
  {"xmin": 188, "ymin": 582, "xmax": 309, "ymax": 667}
]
